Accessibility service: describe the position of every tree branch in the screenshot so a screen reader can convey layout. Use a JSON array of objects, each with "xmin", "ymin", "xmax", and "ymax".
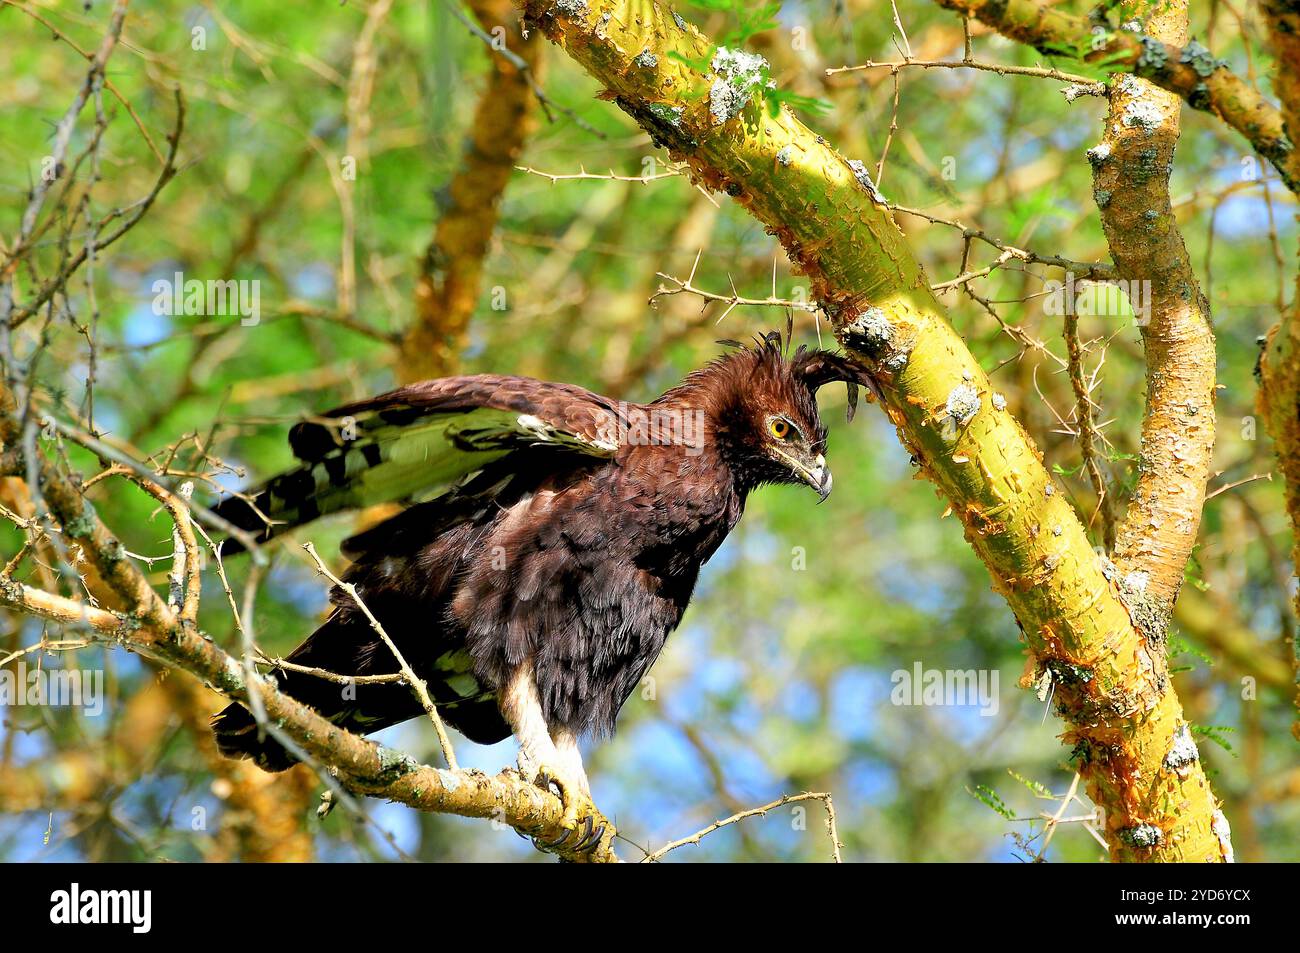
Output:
[
  {"xmin": 641, "ymin": 791, "xmax": 842, "ymax": 863},
  {"xmin": 1085, "ymin": 0, "xmax": 1216, "ymax": 616},
  {"xmin": 932, "ymin": 0, "xmax": 1300, "ymax": 194},
  {"xmin": 514, "ymin": 0, "xmax": 1232, "ymax": 861}
]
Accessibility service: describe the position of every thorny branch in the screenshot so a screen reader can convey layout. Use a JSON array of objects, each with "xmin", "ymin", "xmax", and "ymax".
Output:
[
  {"xmin": 641, "ymin": 791, "xmax": 843, "ymax": 863},
  {"xmin": 828, "ymin": 54, "xmax": 1098, "ymax": 89},
  {"xmin": 516, "ymin": 163, "xmax": 687, "ymax": 185},
  {"xmin": 1083, "ymin": 0, "xmax": 1217, "ymax": 613},
  {"xmin": 650, "ymin": 250, "xmax": 818, "ymax": 324},
  {"xmin": 5, "ymin": 88, "xmax": 186, "ymax": 330},
  {"xmin": 1062, "ymin": 311, "xmax": 1113, "ymax": 547},
  {"xmin": 302, "ymin": 541, "xmax": 461, "ymax": 771},
  {"xmin": 932, "ymin": 0, "xmax": 1300, "ymax": 193},
  {"xmin": 441, "ymin": 0, "xmax": 603, "ymax": 137},
  {"xmin": 516, "ymin": 0, "xmax": 1233, "ymax": 862}
]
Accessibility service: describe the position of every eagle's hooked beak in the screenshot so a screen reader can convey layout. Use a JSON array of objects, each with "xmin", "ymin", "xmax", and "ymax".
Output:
[
  {"xmin": 773, "ymin": 449, "xmax": 832, "ymax": 502},
  {"xmin": 800, "ymin": 454, "xmax": 833, "ymax": 503}
]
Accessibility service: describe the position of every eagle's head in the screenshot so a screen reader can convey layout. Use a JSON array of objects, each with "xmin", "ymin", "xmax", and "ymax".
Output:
[{"xmin": 667, "ymin": 333, "xmax": 873, "ymax": 501}]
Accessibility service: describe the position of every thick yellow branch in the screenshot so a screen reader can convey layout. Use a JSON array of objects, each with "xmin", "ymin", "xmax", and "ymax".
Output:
[
  {"xmin": 518, "ymin": 0, "xmax": 1230, "ymax": 860},
  {"xmin": 1088, "ymin": 1, "xmax": 1216, "ymax": 610},
  {"xmin": 934, "ymin": 0, "xmax": 1300, "ymax": 194}
]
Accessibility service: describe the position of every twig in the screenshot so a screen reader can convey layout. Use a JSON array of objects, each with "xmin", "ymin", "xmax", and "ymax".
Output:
[
  {"xmin": 1063, "ymin": 311, "xmax": 1114, "ymax": 548},
  {"xmin": 1028, "ymin": 773, "xmax": 1107, "ymax": 859},
  {"xmin": 889, "ymin": 203, "xmax": 1117, "ymax": 281},
  {"xmin": 6, "ymin": 0, "xmax": 128, "ymax": 260},
  {"xmin": 8, "ymin": 87, "xmax": 187, "ymax": 328},
  {"xmin": 650, "ymin": 250, "xmax": 816, "ymax": 323},
  {"xmin": 256, "ymin": 651, "xmax": 408, "ymax": 686},
  {"xmin": 1205, "ymin": 471, "xmax": 1273, "ymax": 501},
  {"xmin": 442, "ymin": 0, "xmax": 605, "ymax": 138},
  {"xmin": 516, "ymin": 164, "xmax": 685, "ymax": 184},
  {"xmin": 828, "ymin": 56, "xmax": 1097, "ymax": 87},
  {"xmin": 642, "ymin": 791, "xmax": 843, "ymax": 863},
  {"xmin": 43, "ymin": 416, "xmax": 268, "ymax": 562},
  {"xmin": 302, "ymin": 541, "xmax": 460, "ymax": 771},
  {"xmin": 0, "ymin": 0, "xmax": 164, "ymax": 164},
  {"xmin": 206, "ymin": 528, "xmax": 270, "ymax": 755}
]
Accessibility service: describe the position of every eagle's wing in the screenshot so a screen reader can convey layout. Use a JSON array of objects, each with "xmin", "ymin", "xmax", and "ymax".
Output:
[{"xmin": 213, "ymin": 375, "xmax": 622, "ymax": 550}]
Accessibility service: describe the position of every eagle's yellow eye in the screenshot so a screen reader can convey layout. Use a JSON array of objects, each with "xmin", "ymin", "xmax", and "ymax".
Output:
[{"xmin": 769, "ymin": 418, "xmax": 792, "ymax": 440}]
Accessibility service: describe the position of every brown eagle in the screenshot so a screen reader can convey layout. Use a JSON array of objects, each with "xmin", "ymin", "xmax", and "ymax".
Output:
[{"xmin": 212, "ymin": 335, "xmax": 867, "ymax": 847}]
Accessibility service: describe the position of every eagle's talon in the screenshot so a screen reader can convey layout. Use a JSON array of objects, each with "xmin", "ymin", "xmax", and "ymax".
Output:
[
  {"xmin": 536, "ymin": 815, "xmax": 588, "ymax": 850},
  {"xmin": 532, "ymin": 765, "xmax": 576, "ymax": 822},
  {"xmin": 529, "ymin": 765, "xmax": 611, "ymax": 855},
  {"xmin": 573, "ymin": 818, "xmax": 606, "ymax": 853},
  {"xmin": 535, "ymin": 814, "xmax": 607, "ymax": 854}
]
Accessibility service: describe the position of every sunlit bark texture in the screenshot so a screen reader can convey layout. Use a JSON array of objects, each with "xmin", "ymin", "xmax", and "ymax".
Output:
[
  {"xmin": 514, "ymin": 0, "xmax": 1232, "ymax": 860},
  {"xmin": 1088, "ymin": 0, "xmax": 1216, "ymax": 611}
]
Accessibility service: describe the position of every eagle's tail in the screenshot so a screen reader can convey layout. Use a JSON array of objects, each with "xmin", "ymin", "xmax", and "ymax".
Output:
[
  {"xmin": 212, "ymin": 611, "xmax": 512, "ymax": 770},
  {"xmin": 209, "ymin": 611, "xmax": 427, "ymax": 771}
]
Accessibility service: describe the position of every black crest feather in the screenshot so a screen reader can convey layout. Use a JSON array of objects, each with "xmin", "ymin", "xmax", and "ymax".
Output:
[{"xmin": 790, "ymin": 345, "xmax": 875, "ymax": 422}]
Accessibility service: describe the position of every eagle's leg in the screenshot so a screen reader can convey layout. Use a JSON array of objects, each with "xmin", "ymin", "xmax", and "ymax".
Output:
[
  {"xmin": 501, "ymin": 662, "xmax": 606, "ymax": 852},
  {"xmin": 550, "ymin": 727, "xmax": 590, "ymax": 797}
]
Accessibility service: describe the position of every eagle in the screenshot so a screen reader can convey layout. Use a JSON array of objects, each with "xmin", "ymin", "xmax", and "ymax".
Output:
[{"xmin": 211, "ymin": 335, "xmax": 868, "ymax": 849}]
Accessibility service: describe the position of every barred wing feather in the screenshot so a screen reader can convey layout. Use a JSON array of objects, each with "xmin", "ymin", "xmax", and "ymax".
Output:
[{"xmin": 213, "ymin": 375, "xmax": 621, "ymax": 551}]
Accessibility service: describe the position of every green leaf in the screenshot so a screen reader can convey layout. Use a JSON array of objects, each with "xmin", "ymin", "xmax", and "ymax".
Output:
[
  {"xmin": 1008, "ymin": 770, "xmax": 1051, "ymax": 798},
  {"xmin": 1191, "ymin": 724, "xmax": 1237, "ymax": 755},
  {"xmin": 966, "ymin": 784, "xmax": 1015, "ymax": 819}
]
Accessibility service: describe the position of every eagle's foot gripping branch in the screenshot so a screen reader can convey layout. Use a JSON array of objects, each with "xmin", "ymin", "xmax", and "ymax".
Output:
[{"xmin": 531, "ymin": 764, "xmax": 613, "ymax": 856}]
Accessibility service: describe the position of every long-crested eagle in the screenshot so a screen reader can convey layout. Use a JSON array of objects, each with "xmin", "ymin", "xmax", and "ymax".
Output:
[{"xmin": 211, "ymin": 335, "xmax": 868, "ymax": 847}]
